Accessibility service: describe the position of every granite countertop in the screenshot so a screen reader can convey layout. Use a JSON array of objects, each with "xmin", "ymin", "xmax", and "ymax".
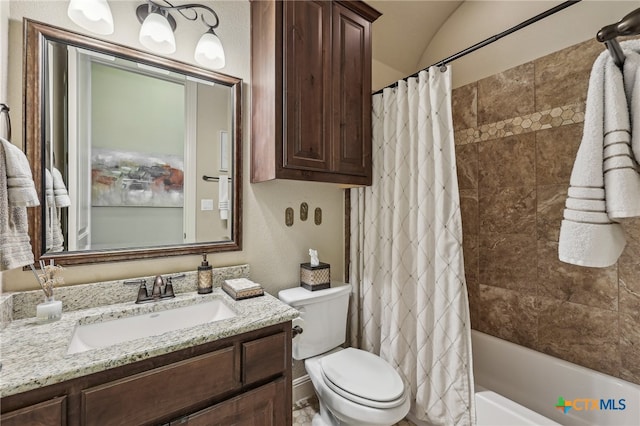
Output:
[{"xmin": 0, "ymin": 288, "xmax": 299, "ymax": 398}]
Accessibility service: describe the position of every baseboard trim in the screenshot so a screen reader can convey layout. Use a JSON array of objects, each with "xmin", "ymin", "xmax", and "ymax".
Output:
[{"xmin": 293, "ymin": 374, "xmax": 316, "ymax": 404}]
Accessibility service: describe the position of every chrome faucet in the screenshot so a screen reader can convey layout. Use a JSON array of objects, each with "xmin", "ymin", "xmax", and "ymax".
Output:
[{"xmin": 124, "ymin": 274, "xmax": 183, "ymax": 304}]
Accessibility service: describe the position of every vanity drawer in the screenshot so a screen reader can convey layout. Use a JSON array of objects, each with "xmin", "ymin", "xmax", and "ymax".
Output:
[
  {"xmin": 81, "ymin": 346, "xmax": 238, "ymax": 426},
  {"xmin": 242, "ymin": 332, "xmax": 287, "ymax": 385},
  {"xmin": 1, "ymin": 396, "xmax": 66, "ymax": 426}
]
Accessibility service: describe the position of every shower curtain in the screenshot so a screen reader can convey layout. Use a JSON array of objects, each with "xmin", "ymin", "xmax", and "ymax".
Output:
[{"xmin": 349, "ymin": 69, "xmax": 475, "ymax": 425}]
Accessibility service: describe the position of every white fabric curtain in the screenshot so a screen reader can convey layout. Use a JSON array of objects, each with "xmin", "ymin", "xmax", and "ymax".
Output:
[{"xmin": 349, "ymin": 68, "xmax": 475, "ymax": 425}]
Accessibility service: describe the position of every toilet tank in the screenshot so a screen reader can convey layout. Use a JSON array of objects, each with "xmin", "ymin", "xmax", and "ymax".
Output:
[{"xmin": 278, "ymin": 284, "xmax": 351, "ymax": 360}]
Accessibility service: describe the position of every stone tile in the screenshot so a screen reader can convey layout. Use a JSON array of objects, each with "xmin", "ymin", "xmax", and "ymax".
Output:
[
  {"xmin": 463, "ymin": 234, "xmax": 479, "ymax": 334},
  {"xmin": 479, "ymin": 186, "xmax": 536, "ymax": 235},
  {"xmin": 463, "ymin": 233, "xmax": 478, "ymax": 285},
  {"xmin": 452, "ymin": 82, "xmax": 477, "ymax": 131},
  {"xmin": 478, "ymin": 62, "xmax": 535, "ymax": 125},
  {"xmin": 619, "ymin": 237, "xmax": 640, "ymax": 315},
  {"xmin": 455, "ymin": 143, "xmax": 478, "ymax": 190},
  {"xmin": 620, "ymin": 311, "xmax": 640, "ymax": 385},
  {"xmin": 478, "ymin": 133, "xmax": 536, "ymax": 189},
  {"xmin": 537, "ymin": 185, "xmax": 567, "ymax": 242},
  {"xmin": 535, "ymin": 123, "xmax": 582, "ymax": 186},
  {"xmin": 537, "ymin": 240, "xmax": 618, "ymax": 310},
  {"xmin": 535, "ymin": 38, "xmax": 602, "ymax": 111},
  {"xmin": 537, "ymin": 297, "xmax": 620, "ymax": 377},
  {"xmin": 477, "ymin": 285, "xmax": 537, "ymax": 348},
  {"xmin": 460, "ymin": 189, "xmax": 478, "ymax": 236},
  {"xmin": 479, "ymin": 233, "xmax": 537, "ymax": 294},
  {"xmin": 622, "ymin": 217, "xmax": 640, "ymax": 243}
]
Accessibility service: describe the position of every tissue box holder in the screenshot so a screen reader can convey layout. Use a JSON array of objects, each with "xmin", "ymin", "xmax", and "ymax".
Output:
[{"xmin": 300, "ymin": 262, "xmax": 330, "ymax": 291}]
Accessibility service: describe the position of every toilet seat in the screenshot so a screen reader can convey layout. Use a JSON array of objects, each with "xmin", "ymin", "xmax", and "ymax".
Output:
[{"xmin": 319, "ymin": 348, "xmax": 406, "ymax": 409}]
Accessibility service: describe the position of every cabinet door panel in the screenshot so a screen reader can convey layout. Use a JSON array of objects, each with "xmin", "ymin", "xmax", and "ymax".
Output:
[
  {"xmin": 242, "ymin": 332, "xmax": 286, "ymax": 385},
  {"xmin": 332, "ymin": 3, "xmax": 372, "ymax": 179},
  {"xmin": 81, "ymin": 346, "xmax": 237, "ymax": 426},
  {"xmin": 283, "ymin": 0, "xmax": 331, "ymax": 171},
  {"xmin": 1, "ymin": 396, "xmax": 66, "ymax": 426},
  {"xmin": 176, "ymin": 378, "xmax": 287, "ymax": 426}
]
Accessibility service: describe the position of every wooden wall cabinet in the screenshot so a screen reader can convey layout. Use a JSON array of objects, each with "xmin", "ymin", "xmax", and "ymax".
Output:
[
  {"xmin": 0, "ymin": 323, "xmax": 291, "ymax": 426},
  {"xmin": 251, "ymin": 0, "xmax": 381, "ymax": 186}
]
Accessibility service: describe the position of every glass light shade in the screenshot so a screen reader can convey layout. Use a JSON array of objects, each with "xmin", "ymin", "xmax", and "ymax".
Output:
[
  {"xmin": 67, "ymin": 0, "xmax": 114, "ymax": 35},
  {"xmin": 194, "ymin": 32, "xmax": 226, "ymax": 69},
  {"xmin": 139, "ymin": 12, "xmax": 176, "ymax": 54}
]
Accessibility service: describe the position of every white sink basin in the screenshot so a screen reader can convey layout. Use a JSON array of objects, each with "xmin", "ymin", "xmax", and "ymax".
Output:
[{"xmin": 67, "ymin": 299, "xmax": 236, "ymax": 354}]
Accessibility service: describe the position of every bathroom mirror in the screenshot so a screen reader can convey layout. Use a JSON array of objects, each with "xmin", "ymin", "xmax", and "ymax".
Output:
[{"xmin": 24, "ymin": 19, "xmax": 242, "ymax": 265}]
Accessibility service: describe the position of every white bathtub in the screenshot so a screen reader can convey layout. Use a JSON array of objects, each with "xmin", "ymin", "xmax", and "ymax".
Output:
[{"xmin": 472, "ymin": 330, "xmax": 640, "ymax": 426}]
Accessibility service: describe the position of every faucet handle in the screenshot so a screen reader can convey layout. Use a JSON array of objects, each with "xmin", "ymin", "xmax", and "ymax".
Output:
[
  {"xmin": 136, "ymin": 281, "xmax": 149, "ymax": 303},
  {"xmin": 162, "ymin": 277, "xmax": 176, "ymax": 299}
]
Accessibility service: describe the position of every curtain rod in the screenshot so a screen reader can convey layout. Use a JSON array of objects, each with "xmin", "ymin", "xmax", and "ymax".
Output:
[{"xmin": 372, "ymin": 0, "xmax": 582, "ymax": 96}]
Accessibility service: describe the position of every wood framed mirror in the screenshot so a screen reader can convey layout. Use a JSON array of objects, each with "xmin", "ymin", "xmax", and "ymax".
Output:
[{"xmin": 24, "ymin": 19, "xmax": 242, "ymax": 265}]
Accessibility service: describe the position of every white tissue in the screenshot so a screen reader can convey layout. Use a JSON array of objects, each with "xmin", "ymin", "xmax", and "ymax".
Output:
[{"xmin": 309, "ymin": 248, "xmax": 319, "ymax": 267}]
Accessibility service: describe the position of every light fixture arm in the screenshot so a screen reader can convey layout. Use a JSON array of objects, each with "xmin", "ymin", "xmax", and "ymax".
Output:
[{"xmin": 145, "ymin": 0, "xmax": 220, "ymax": 30}]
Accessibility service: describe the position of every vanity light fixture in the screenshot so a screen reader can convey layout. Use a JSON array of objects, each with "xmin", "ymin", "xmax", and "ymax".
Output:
[
  {"xmin": 67, "ymin": 0, "xmax": 114, "ymax": 35},
  {"xmin": 136, "ymin": 0, "xmax": 226, "ymax": 69}
]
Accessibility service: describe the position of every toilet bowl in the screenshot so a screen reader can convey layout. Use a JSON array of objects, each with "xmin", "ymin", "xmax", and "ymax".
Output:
[
  {"xmin": 278, "ymin": 284, "xmax": 410, "ymax": 426},
  {"xmin": 305, "ymin": 348, "xmax": 410, "ymax": 426}
]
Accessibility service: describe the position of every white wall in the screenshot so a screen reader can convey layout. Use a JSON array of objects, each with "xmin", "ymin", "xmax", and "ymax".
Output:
[
  {"xmin": 2, "ymin": 0, "xmax": 345, "ymax": 295},
  {"xmin": 418, "ymin": 0, "xmax": 638, "ymax": 89}
]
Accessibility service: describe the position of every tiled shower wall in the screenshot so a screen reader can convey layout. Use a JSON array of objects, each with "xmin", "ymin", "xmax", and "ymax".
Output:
[{"xmin": 453, "ymin": 38, "xmax": 640, "ymax": 385}]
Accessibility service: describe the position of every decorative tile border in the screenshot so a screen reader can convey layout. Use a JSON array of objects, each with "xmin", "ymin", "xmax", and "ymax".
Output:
[{"xmin": 454, "ymin": 102, "xmax": 585, "ymax": 146}]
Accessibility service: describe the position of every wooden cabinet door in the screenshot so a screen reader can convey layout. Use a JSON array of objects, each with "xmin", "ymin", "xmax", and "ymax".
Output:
[
  {"xmin": 81, "ymin": 347, "xmax": 237, "ymax": 426},
  {"xmin": 283, "ymin": 0, "xmax": 332, "ymax": 172},
  {"xmin": 332, "ymin": 2, "xmax": 372, "ymax": 181},
  {"xmin": 1, "ymin": 396, "xmax": 66, "ymax": 426},
  {"xmin": 173, "ymin": 378, "xmax": 288, "ymax": 426}
]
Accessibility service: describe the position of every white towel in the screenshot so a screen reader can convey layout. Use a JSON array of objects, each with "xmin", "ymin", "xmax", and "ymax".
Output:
[
  {"xmin": 218, "ymin": 175, "xmax": 229, "ymax": 220},
  {"xmin": 0, "ymin": 140, "xmax": 35, "ymax": 270},
  {"xmin": 625, "ymin": 46, "xmax": 640, "ymax": 164},
  {"xmin": 1, "ymin": 137, "xmax": 39, "ymax": 207},
  {"xmin": 558, "ymin": 40, "xmax": 640, "ymax": 267},
  {"xmin": 44, "ymin": 169, "xmax": 64, "ymax": 252},
  {"xmin": 52, "ymin": 167, "xmax": 71, "ymax": 208}
]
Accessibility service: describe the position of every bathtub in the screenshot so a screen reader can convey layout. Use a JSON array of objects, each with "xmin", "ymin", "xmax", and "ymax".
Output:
[
  {"xmin": 407, "ymin": 331, "xmax": 639, "ymax": 426},
  {"xmin": 472, "ymin": 330, "xmax": 640, "ymax": 426}
]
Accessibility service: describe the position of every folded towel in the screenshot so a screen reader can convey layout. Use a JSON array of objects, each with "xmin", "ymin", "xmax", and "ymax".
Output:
[
  {"xmin": 559, "ymin": 40, "xmax": 640, "ymax": 267},
  {"xmin": 1, "ymin": 137, "xmax": 39, "ymax": 207},
  {"xmin": 0, "ymin": 141, "xmax": 35, "ymax": 270},
  {"xmin": 44, "ymin": 169, "xmax": 64, "ymax": 252},
  {"xmin": 625, "ymin": 46, "xmax": 640, "ymax": 165},
  {"xmin": 52, "ymin": 167, "xmax": 71, "ymax": 208}
]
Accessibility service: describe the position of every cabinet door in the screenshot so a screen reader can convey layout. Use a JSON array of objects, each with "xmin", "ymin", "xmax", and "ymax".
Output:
[
  {"xmin": 1, "ymin": 396, "xmax": 66, "ymax": 426},
  {"xmin": 332, "ymin": 2, "xmax": 372, "ymax": 180},
  {"xmin": 283, "ymin": 0, "xmax": 332, "ymax": 172},
  {"xmin": 81, "ymin": 347, "xmax": 237, "ymax": 426},
  {"xmin": 173, "ymin": 378, "xmax": 288, "ymax": 426}
]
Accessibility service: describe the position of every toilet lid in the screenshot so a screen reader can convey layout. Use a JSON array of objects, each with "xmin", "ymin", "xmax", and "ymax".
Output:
[{"xmin": 320, "ymin": 348, "xmax": 405, "ymax": 408}]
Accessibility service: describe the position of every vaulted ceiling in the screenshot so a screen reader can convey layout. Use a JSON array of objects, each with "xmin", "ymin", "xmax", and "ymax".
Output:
[{"xmin": 367, "ymin": 0, "xmax": 463, "ymax": 75}]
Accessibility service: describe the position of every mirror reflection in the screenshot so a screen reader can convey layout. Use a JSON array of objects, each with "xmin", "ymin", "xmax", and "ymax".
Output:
[{"xmin": 25, "ymin": 20, "xmax": 242, "ymax": 265}]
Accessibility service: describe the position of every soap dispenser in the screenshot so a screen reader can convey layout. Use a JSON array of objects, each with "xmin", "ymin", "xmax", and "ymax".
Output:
[{"xmin": 197, "ymin": 253, "xmax": 213, "ymax": 294}]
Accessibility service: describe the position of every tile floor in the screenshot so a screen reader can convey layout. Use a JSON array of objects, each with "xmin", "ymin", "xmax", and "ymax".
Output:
[{"xmin": 292, "ymin": 396, "xmax": 416, "ymax": 426}]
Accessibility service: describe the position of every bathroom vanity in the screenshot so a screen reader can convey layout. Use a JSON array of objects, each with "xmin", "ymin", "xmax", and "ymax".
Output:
[{"xmin": 0, "ymin": 279, "xmax": 298, "ymax": 425}]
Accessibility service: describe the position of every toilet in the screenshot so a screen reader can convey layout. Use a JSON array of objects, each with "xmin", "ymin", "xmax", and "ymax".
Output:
[{"xmin": 279, "ymin": 284, "xmax": 410, "ymax": 426}]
